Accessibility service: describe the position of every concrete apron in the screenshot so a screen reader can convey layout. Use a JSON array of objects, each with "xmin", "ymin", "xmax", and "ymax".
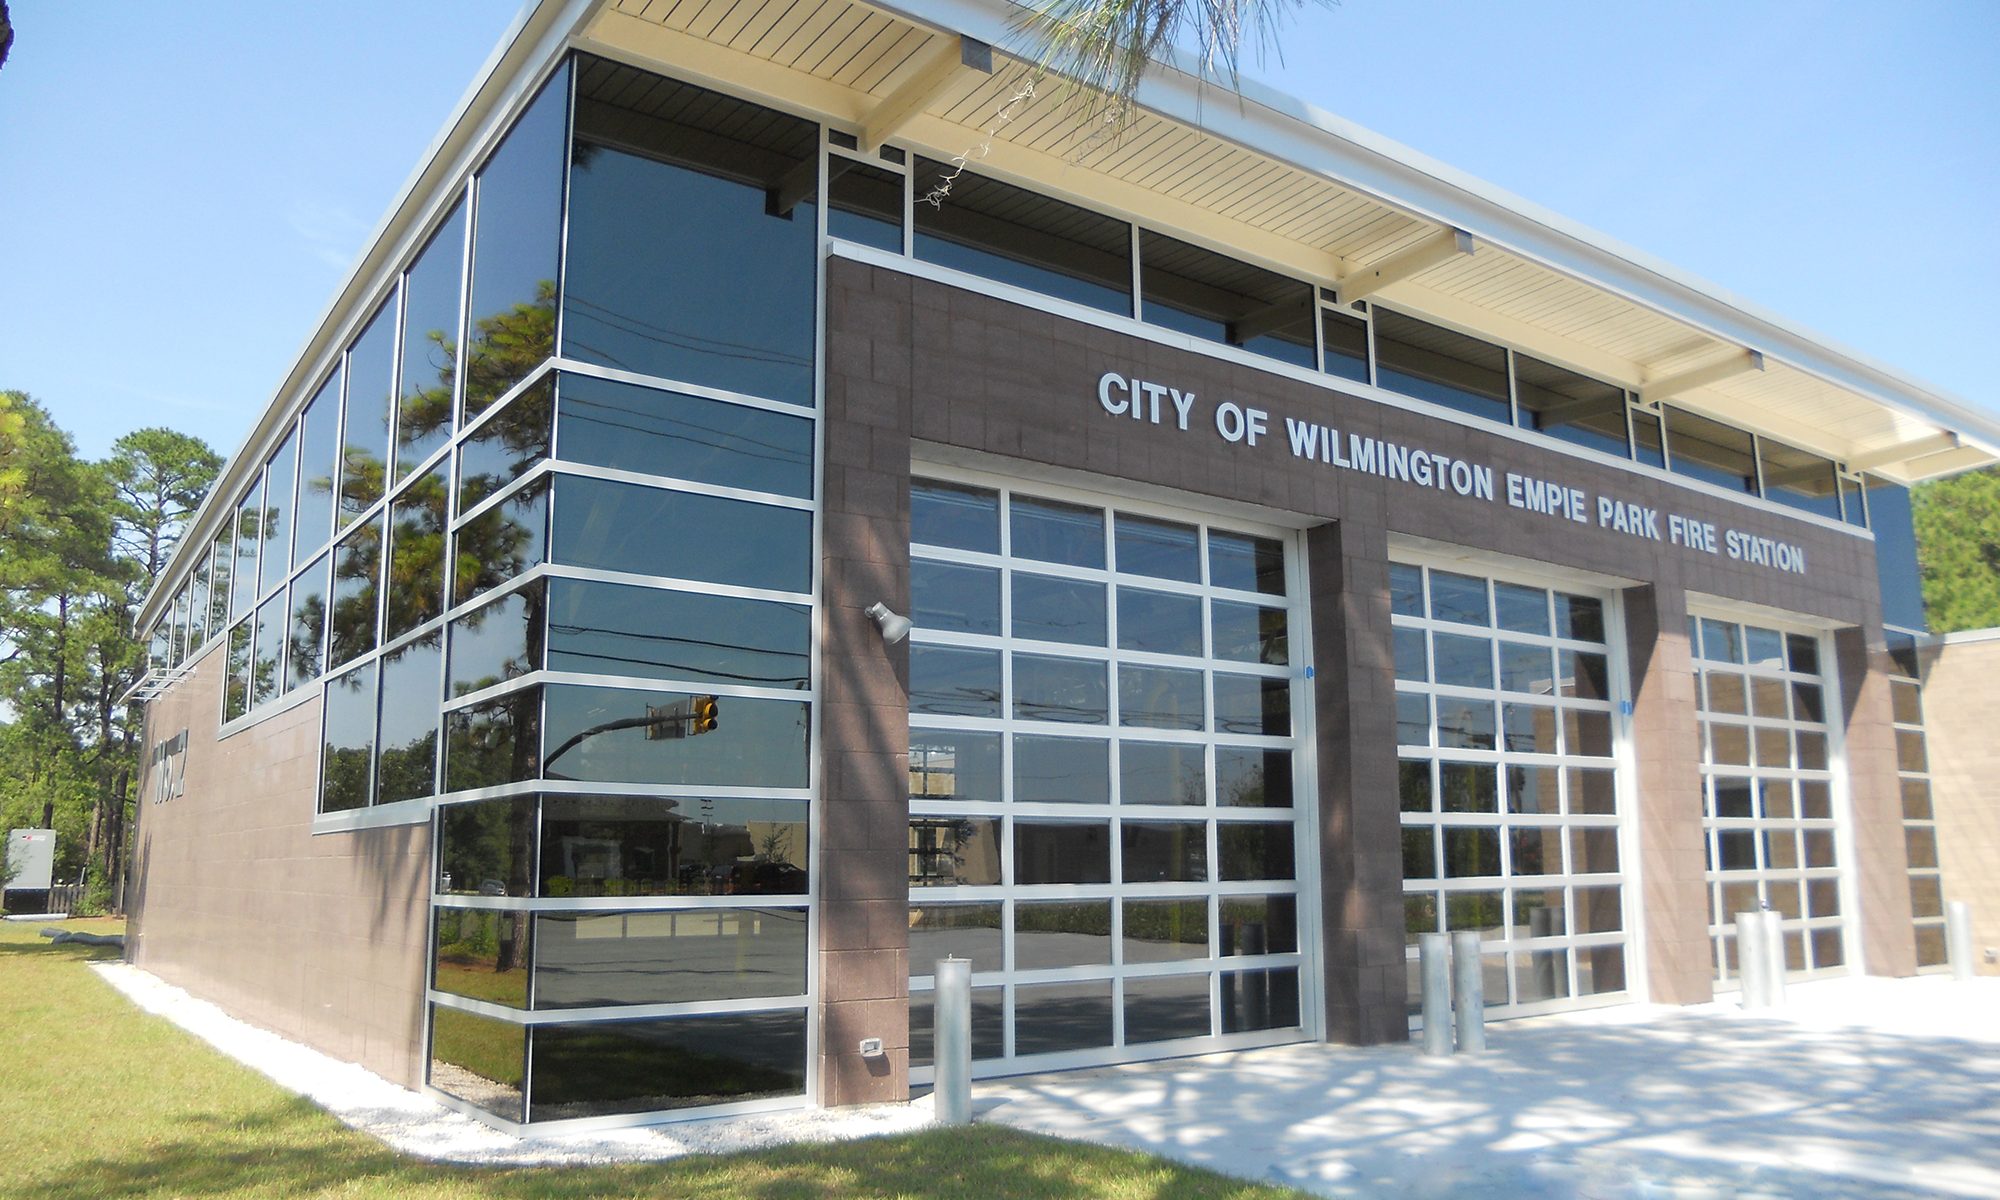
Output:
[{"xmin": 977, "ymin": 976, "xmax": 2000, "ymax": 1199}]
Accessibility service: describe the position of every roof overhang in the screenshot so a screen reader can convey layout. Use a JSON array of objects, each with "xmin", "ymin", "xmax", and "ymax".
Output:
[{"xmin": 139, "ymin": 0, "xmax": 1999, "ymax": 632}]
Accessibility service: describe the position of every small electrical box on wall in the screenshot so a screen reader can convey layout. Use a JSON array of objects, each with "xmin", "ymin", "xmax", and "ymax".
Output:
[{"xmin": 858, "ymin": 1037, "xmax": 885, "ymax": 1057}]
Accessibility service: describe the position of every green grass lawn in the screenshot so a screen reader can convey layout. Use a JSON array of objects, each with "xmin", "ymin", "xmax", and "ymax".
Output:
[{"xmin": 0, "ymin": 919, "xmax": 1308, "ymax": 1200}]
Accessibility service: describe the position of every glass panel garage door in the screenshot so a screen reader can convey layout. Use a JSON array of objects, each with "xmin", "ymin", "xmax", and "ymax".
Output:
[
  {"xmin": 1691, "ymin": 614, "xmax": 1847, "ymax": 983},
  {"xmin": 904, "ymin": 475, "xmax": 1312, "ymax": 1079},
  {"xmin": 1393, "ymin": 561, "xmax": 1631, "ymax": 1020}
]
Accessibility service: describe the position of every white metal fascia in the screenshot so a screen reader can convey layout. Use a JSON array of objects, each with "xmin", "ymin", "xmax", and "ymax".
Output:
[{"xmin": 867, "ymin": 0, "xmax": 2000, "ymax": 459}]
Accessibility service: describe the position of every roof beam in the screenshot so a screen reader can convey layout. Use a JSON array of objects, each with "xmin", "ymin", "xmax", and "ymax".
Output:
[
  {"xmin": 768, "ymin": 153, "xmax": 853, "ymax": 218},
  {"xmin": 1845, "ymin": 431, "xmax": 1960, "ymax": 474},
  {"xmin": 1227, "ymin": 297, "xmax": 1313, "ymax": 344},
  {"xmin": 861, "ymin": 35, "xmax": 992, "ymax": 153},
  {"xmin": 1638, "ymin": 349, "xmax": 1764, "ymax": 407},
  {"xmin": 1333, "ymin": 228, "xmax": 1474, "ymax": 306}
]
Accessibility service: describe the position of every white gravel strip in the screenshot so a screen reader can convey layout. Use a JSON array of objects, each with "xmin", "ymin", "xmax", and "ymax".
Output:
[{"xmin": 90, "ymin": 962, "xmax": 934, "ymax": 1167}]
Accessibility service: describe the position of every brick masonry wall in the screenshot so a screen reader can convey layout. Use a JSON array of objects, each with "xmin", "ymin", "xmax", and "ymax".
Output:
[
  {"xmin": 128, "ymin": 645, "xmax": 431, "ymax": 1088},
  {"xmin": 823, "ymin": 256, "xmax": 1919, "ymax": 1073},
  {"xmin": 1920, "ymin": 634, "xmax": 2000, "ymax": 975}
]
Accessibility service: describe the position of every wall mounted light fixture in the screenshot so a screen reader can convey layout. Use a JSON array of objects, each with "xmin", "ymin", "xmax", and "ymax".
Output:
[{"xmin": 864, "ymin": 602, "xmax": 912, "ymax": 645}]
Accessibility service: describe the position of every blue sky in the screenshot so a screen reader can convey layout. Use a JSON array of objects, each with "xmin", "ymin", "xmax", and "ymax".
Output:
[{"xmin": 2, "ymin": 0, "xmax": 1995, "ymax": 463}]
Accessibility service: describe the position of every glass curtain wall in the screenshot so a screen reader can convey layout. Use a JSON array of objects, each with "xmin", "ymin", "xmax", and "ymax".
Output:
[
  {"xmin": 1392, "ymin": 562, "xmax": 1630, "ymax": 1020},
  {"xmin": 1690, "ymin": 613, "xmax": 1846, "ymax": 982},
  {"xmin": 904, "ymin": 477, "xmax": 1312, "ymax": 1079},
  {"xmin": 423, "ymin": 54, "xmax": 822, "ymax": 1128}
]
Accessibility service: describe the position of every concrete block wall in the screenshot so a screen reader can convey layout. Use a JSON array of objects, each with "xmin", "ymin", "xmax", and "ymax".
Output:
[
  {"xmin": 128, "ymin": 647, "xmax": 431, "ymax": 1088},
  {"xmin": 1920, "ymin": 630, "xmax": 2000, "ymax": 975}
]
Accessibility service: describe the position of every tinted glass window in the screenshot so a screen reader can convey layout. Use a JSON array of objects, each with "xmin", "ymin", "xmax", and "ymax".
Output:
[
  {"xmin": 1140, "ymin": 230, "xmax": 1314, "ymax": 368},
  {"xmin": 1117, "ymin": 588, "xmax": 1202, "ymax": 656},
  {"xmin": 912, "ymin": 560, "xmax": 1001, "ymax": 636},
  {"xmin": 827, "ymin": 157, "xmax": 904, "ymax": 252},
  {"xmin": 1012, "ymin": 573, "xmax": 1105, "ymax": 645},
  {"xmin": 340, "ymin": 297, "xmax": 396, "ymax": 526},
  {"xmin": 376, "ymin": 632, "xmax": 442, "ymax": 806},
  {"xmin": 230, "ymin": 477, "xmax": 262, "ymax": 617},
  {"xmin": 258, "ymin": 430, "xmax": 298, "ymax": 596},
  {"xmin": 1115, "ymin": 514, "xmax": 1199, "ymax": 582},
  {"xmin": 1013, "ymin": 735, "xmax": 1109, "ymax": 804},
  {"xmin": 433, "ymin": 908, "xmax": 529, "ymax": 1008},
  {"xmin": 1865, "ymin": 478, "xmax": 1925, "ymax": 631},
  {"xmin": 1118, "ymin": 742, "xmax": 1202, "ymax": 806},
  {"xmin": 1212, "ymin": 600, "xmax": 1287, "ymax": 664},
  {"xmin": 528, "ymin": 1010, "xmax": 805, "ymax": 1120},
  {"xmin": 909, "ymin": 903, "xmax": 1005, "ymax": 973},
  {"xmin": 1322, "ymin": 307, "xmax": 1369, "ymax": 383},
  {"xmin": 1119, "ymin": 664, "xmax": 1203, "ymax": 729},
  {"xmin": 1014, "ymin": 654, "xmax": 1108, "ymax": 724},
  {"xmin": 1513, "ymin": 355, "xmax": 1629, "ymax": 458},
  {"xmin": 448, "ymin": 581, "xmax": 543, "ymax": 697},
  {"xmin": 566, "ymin": 59, "xmax": 817, "ymax": 406},
  {"xmin": 914, "ymin": 157, "xmax": 1131, "ymax": 316},
  {"xmin": 909, "ymin": 730, "xmax": 1003, "ymax": 803},
  {"xmin": 1011, "ymin": 497, "xmax": 1104, "ymax": 568},
  {"xmin": 551, "ymin": 476, "xmax": 809, "ymax": 593},
  {"xmin": 223, "ymin": 618, "xmax": 251, "ymax": 722},
  {"xmin": 534, "ymin": 908, "xmax": 806, "ymax": 1008},
  {"xmin": 910, "ymin": 646, "xmax": 1002, "ymax": 718},
  {"xmin": 457, "ymin": 377, "xmax": 551, "ymax": 511},
  {"xmin": 541, "ymin": 794, "xmax": 808, "ymax": 898},
  {"xmin": 1209, "ymin": 531, "xmax": 1285, "ymax": 594},
  {"xmin": 327, "ymin": 513, "xmax": 382, "ymax": 669},
  {"xmin": 186, "ymin": 558, "xmax": 209, "ymax": 651},
  {"xmin": 1631, "ymin": 407, "xmax": 1666, "ymax": 469},
  {"xmin": 1014, "ymin": 901, "xmax": 1111, "ymax": 968},
  {"xmin": 1216, "ymin": 747, "xmax": 1291, "ymax": 807},
  {"xmin": 542, "ymin": 684, "xmax": 808, "ymax": 789},
  {"xmin": 1218, "ymin": 822, "xmax": 1294, "ymax": 880},
  {"xmin": 444, "ymin": 686, "xmax": 543, "ymax": 792},
  {"xmin": 1014, "ymin": 821, "xmax": 1111, "ymax": 884},
  {"xmin": 1664, "ymin": 406, "xmax": 1757, "ymax": 493},
  {"xmin": 910, "ymin": 817, "xmax": 1002, "ymax": 886},
  {"xmin": 320, "ymin": 662, "xmax": 377, "ymax": 812},
  {"xmin": 466, "ymin": 63, "xmax": 568, "ymax": 418},
  {"xmin": 1124, "ymin": 974, "xmax": 1208, "ymax": 1043},
  {"xmin": 438, "ymin": 795, "xmax": 537, "ymax": 896},
  {"xmin": 384, "ymin": 464, "xmax": 449, "ymax": 641},
  {"xmin": 294, "ymin": 368, "xmax": 341, "ymax": 566},
  {"xmin": 288, "ymin": 552, "xmax": 328, "ymax": 688},
  {"xmin": 1374, "ymin": 309, "xmax": 1509, "ymax": 425},
  {"xmin": 912, "ymin": 479, "xmax": 999, "ymax": 552},
  {"xmin": 1758, "ymin": 436, "xmax": 1842, "ymax": 521},
  {"xmin": 252, "ymin": 590, "xmax": 287, "ymax": 707},
  {"xmin": 207, "ymin": 528, "xmax": 232, "ymax": 632},
  {"xmin": 554, "ymin": 373, "xmax": 812, "ymax": 497},
  {"xmin": 453, "ymin": 478, "xmax": 547, "ymax": 606},
  {"xmin": 547, "ymin": 577, "xmax": 809, "ymax": 689},
  {"xmin": 1014, "ymin": 980, "xmax": 1113, "ymax": 1054},
  {"xmin": 396, "ymin": 202, "xmax": 466, "ymax": 480},
  {"xmin": 429, "ymin": 1006, "xmax": 523, "ymax": 1122}
]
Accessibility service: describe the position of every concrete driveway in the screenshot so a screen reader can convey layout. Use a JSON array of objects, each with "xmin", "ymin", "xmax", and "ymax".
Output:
[{"xmin": 978, "ymin": 976, "xmax": 2000, "ymax": 1198}]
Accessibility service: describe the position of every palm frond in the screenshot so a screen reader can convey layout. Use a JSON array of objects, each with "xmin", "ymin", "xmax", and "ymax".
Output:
[{"xmin": 1016, "ymin": 0, "xmax": 1333, "ymax": 135}]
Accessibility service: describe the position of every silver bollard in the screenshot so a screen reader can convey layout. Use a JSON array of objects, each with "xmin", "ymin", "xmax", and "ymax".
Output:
[
  {"xmin": 1735, "ymin": 912, "xmax": 1768, "ymax": 1008},
  {"xmin": 933, "ymin": 957, "xmax": 972, "ymax": 1125},
  {"xmin": 1947, "ymin": 900, "xmax": 1975, "ymax": 982},
  {"xmin": 1419, "ymin": 933, "xmax": 1452, "ymax": 1056},
  {"xmin": 1451, "ymin": 931, "xmax": 1486, "ymax": 1053},
  {"xmin": 1762, "ymin": 909, "xmax": 1788, "ymax": 1006}
]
